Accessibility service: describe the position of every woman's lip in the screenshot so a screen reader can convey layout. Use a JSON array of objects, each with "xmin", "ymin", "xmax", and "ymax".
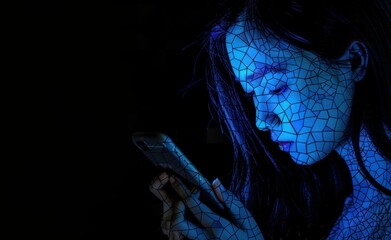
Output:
[{"xmin": 277, "ymin": 141, "xmax": 292, "ymax": 152}]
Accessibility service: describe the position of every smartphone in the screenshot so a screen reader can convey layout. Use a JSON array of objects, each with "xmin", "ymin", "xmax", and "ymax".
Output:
[{"xmin": 132, "ymin": 131, "xmax": 224, "ymax": 211}]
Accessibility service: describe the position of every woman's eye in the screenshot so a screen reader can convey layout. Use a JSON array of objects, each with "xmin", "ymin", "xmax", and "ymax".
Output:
[{"xmin": 269, "ymin": 85, "xmax": 287, "ymax": 95}]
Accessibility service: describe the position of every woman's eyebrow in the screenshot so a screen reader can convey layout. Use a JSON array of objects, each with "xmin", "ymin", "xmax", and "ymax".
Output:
[{"xmin": 234, "ymin": 66, "xmax": 269, "ymax": 82}]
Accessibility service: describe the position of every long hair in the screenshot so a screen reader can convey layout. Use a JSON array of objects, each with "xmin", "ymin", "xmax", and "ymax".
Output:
[{"xmin": 204, "ymin": 0, "xmax": 391, "ymax": 239}]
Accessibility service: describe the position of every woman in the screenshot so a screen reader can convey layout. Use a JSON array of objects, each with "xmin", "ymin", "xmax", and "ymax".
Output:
[{"xmin": 150, "ymin": 0, "xmax": 391, "ymax": 239}]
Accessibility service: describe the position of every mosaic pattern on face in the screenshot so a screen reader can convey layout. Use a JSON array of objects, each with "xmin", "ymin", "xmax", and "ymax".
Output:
[{"xmin": 225, "ymin": 19, "xmax": 356, "ymax": 165}]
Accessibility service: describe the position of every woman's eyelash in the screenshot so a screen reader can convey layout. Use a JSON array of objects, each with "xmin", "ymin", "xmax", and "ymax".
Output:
[{"xmin": 269, "ymin": 85, "xmax": 288, "ymax": 95}]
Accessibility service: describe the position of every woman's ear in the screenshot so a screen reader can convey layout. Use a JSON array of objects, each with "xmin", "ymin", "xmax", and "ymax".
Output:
[{"xmin": 346, "ymin": 40, "xmax": 369, "ymax": 82}]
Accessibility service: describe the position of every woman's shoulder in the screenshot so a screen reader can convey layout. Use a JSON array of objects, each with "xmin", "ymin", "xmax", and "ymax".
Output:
[
  {"xmin": 327, "ymin": 193, "xmax": 390, "ymax": 239},
  {"xmin": 331, "ymin": 124, "xmax": 391, "ymax": 238},
  {"xmin": 362, "ymin": 195, "xmax": 391, "ymax": 238}
]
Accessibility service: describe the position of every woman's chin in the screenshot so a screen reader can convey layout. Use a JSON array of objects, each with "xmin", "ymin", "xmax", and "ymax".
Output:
[{"xmin": 289, "ymin": 151, "xmax": 326, "ymax": 165}]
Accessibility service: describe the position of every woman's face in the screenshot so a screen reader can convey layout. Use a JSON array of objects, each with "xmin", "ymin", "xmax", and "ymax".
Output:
[{"xmin": 226, "ymin": 20, "xmax": 356, "ymax": 165}]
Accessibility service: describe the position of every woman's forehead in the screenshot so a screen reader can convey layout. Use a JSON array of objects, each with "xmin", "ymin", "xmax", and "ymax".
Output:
[
  {"xmin": 226, "ymin": 19, "xmax": 290, "ymax": 52},
  {"xmin": 226, "ymin": 23, "xmax": 296, "ymax": 70},
  {"xmin": 226, "ymin": 19, "xmax": 319, "ymax": 66}
]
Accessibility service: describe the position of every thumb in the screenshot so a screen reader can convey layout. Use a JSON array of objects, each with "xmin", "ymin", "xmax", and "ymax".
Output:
[{"xmin": 212, "ymin": 178, "xmax": 227, "ymax": 205}]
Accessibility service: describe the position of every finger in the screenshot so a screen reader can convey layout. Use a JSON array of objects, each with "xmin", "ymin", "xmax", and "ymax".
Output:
[
  {"xmin": 169, "ymin": 175, "xmax": 231, "ymax": 230},
  {"xmin": 171, "ymin": 227, "xmax": 207, "ymax": 240},
  {"xmin": 161, "ymin": 206, "xmax": 173, "ymax": 236},
  {"xmin": 149, "ymin": 172, "xmax": 172, "ymax": 203},
  {"xmin": 212, "ymin": 178, "xmax": 256, "ymax": 229},
  {"xmin": 149, "ymin": 172, "xmax": 175, "ymax": 236},
  {"xmin": 170, "ymin": 201, "xmax": 208, "ymax": 240},
  {"xmin": 168, "ymin": 174, "xmax": 192, "ymax": 198},
  {"xmin": 149, "ymin": 172, "xmax": 169, "ymax": 194},
  {"xmin": 169, "ymin": 201, "xmax": 185, "ymax": 240}
]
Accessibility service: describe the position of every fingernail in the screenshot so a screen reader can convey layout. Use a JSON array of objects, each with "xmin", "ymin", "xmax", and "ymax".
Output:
[
  {"xmin": 212, "ymin": 178, "xmax": 220, "ymax": 188},
  {"xmin": 169, "ymin": 175, "xmax": 175, "ymax": 183},
  {"xmin": 212, "ymin": 178, "xmax": 224, "ymax": 203},
  {"xmin": 159, "ymin": 171, "xmax": 169, "ymax": 181}
]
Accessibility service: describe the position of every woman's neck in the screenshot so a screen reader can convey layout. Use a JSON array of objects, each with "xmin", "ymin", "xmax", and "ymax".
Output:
[{"xmin": 335, "ymin": 126, "xmax": 391, "ymax": 205}]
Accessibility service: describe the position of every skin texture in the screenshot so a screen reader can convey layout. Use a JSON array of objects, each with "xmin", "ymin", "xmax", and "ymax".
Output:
[
  {"xmin": 225, "ymin": 17, "xmax": 390, "ymax": 238},
  {"xmin": 226, "ymin": 19, "xmax": 356, "ymax": 166},
  {"xmin": 331, "ymin": 129, "xmax": 391, "ymax": 239},
  {"xmin": 150, "ymin": 172, "xmax": 263, "ymax": 239},
  {"xmin": 149, "ymin": 12, "xmax": 391, "ymax": 240}
]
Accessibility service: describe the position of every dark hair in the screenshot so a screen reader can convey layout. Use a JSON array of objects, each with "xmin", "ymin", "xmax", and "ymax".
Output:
[{"xmin": 204, "ymin": 0, "xmax": 391, "ymax": 239}]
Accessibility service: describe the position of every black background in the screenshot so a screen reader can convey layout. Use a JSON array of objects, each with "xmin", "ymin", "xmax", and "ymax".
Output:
[{"xmin": 15, "ymin": 2, "xmax": 233, "ymax": 239}]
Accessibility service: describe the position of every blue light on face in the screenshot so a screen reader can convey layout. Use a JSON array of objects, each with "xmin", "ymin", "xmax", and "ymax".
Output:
[{"xmin": 226, "ymin": 19, "xmax": 356, "ymax": 165}]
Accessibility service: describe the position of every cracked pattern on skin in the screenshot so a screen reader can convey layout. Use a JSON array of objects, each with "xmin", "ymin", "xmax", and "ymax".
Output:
[{"xmin": 147, "ymin": 9, "xmax": 390, "ymax": 240}]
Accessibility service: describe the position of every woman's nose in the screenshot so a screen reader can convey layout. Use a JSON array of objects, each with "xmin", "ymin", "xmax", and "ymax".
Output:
[
  {"xmin": 256, "ymin": 119, "xmax": 270, "ymax": 131},
  {"xmin": 254, "ymin": 97, "xmax": 281, "ymax": 131},
  {"xmin": 256, "ymin": 111, "xmax": 280, "ymax": 131}
]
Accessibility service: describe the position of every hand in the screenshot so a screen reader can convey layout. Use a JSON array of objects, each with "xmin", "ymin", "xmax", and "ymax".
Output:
[{"xmin": 150, "ymin": 172, "xmax": 264, "ymax": 240}]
